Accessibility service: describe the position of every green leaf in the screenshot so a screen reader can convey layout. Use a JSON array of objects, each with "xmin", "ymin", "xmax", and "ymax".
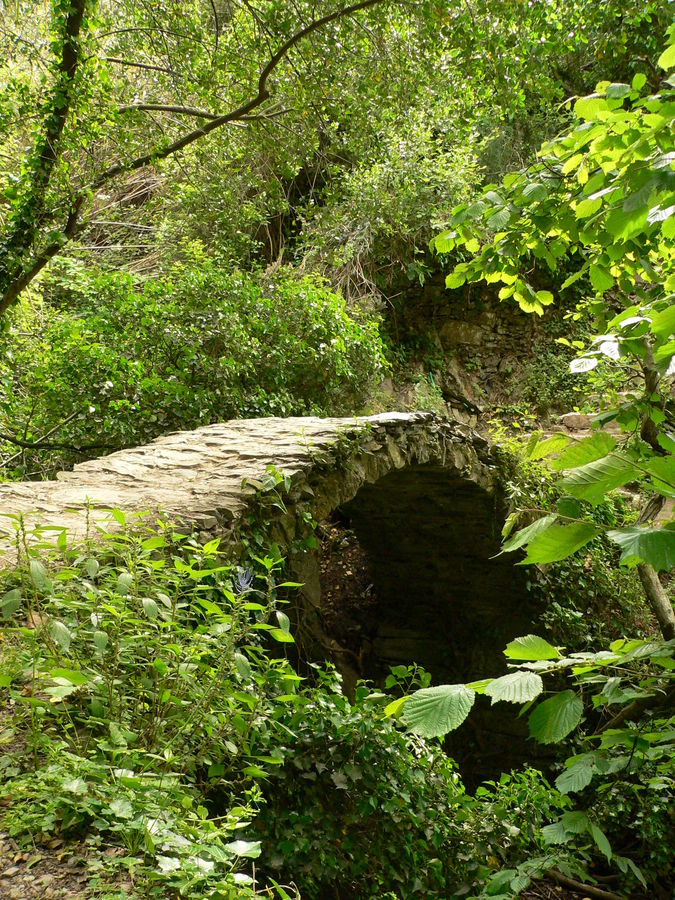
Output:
[
  {"xmin": 142, "ymin": 597, "xmax": 158, "ymax": 620},
  {"xmin": 117, "ymin": 572, "xmax": 133, "ymax": 595},
  {"xmin": 384, "ymin": 696, "xmax": 407, "ymax": 717},
  {"xmin": 521, "ymin": 522, "xmax": 602, "ymax": 564},
  {"xmin": 521, "ymin": 182, "xmax": 548, "ymax": 203},
  {"xmin": 224, "ymin": 839, "xmax": 261, "ymax": 858},
  {"xmin": 49, "ymin": 620, "xmax": 72, "ymax": 653},
  {"xmin": 268, "ymin": 627, "xmax": 294, "ymax": 643},
  {"xmin": 528, "ymin": 691, "xmax": 583, "ymax": 744},
  {"xmin": 650, "ymin": 304, "xmax": 675, "ymax": 341},
  {"xmin": 589, "ymin": 822, "xmax": 612, "ymax": 861},
  {"xmin": 1, "ymin": 589, "xmax": 22, "ymax": 619},
  {"xmin": 499, "ymin": 514, "xmax": 558, "ymax": 555},
  {"xmin": 527, "ymin": 433, "xmax": 570, "ymax": 460},
  {"xmin": 234, "ymin": 652, "xmax": 251, "ymax": 678},
  {"xmin": 402, "ymin": 684, "xmax": 475, "ymax": 738},
  {"xmin": 589, "ymin": 264, "xmax": 614, "ymax": 293},
  {"xmin": 486, "ymin": 208, "xmax": 512, "ymax": 231},
  {"xmin": 504, "ymin": 635, "xmax": 560, "ymax": 661},
  {"xmin": 555, "ymin": 758, "xmax": 595, "ymax": 794},
  {"xmin": 645, "ymin": 456, "xmax": 675, "ymax": 495},
  {"xmin": 657, "ymin": 43, "xmax": 675, "ymax": 70},
  {"xmin": 541, "ymin": 820, "xmax": 572, "ymax": 845},
  {"xmin": 561, "ymin": 453, "xmax": 639, "ymax": 504},
  {"xmin": 575, "ymin": 196, "xmax": 602, "ymax": 219},
  {"xmin": 569, "ymin": 357, "xmax": 598, "ymax": 373},
  {"xmin": 605, "ymin": 83, "xmax": 631, "ymax": 99},
  {"xmin": 561, "ymin": 811, "xmax": 591, "ymax": 834},
  {"xmin": 29, "ymin": 559, "xmax": 51, "ymax": 593},
  {"xmin": 632, "ymin": 73, "xmax": 647, "ymax": 91},
  {"xmin": 276, "ymin": 610, "xmax": 291, "ymax": 634},
  {"xmin": 109, "ymin": 798, "xmax": 134, "ymax": 819},
  {"xmin": 551, "ymin": 432, "xmax": 617, "ymax": 471},
  {"xmin": 93, "ymin": 631, "xmax": 109, "ymax": 651},
  {"xmin": 484, "ymin": 671, "xmax": 543, "ymax": 704},
  {"xmin": 607, "ymin": 523, "xmax": 675, "ymax": 571},
  {"xmin": 110, "ymin": 508, "xmax": 126, "ymax": 526},
  {"xmin": 445, "ymin": 271, "xmax": 466, "ymax": 290}
]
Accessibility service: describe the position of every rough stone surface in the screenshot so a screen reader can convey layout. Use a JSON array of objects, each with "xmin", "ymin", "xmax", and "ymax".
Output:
[{"xmin": 0, "ymin": 412, "xmax": 495, "ymax": 562}]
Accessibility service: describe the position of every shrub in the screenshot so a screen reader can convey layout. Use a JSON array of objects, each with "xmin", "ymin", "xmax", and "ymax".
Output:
[{"xmin": 0, "ymin": 259, "xmax": 386, "ymax": 478}]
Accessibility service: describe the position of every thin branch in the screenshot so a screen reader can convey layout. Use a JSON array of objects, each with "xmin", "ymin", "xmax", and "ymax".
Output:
[
  {"xmin": 118, "ymin": 103, "xmax": 220, "ymax": 120},
  {"xmin": 0, "ymin": 202, "xmax": 84, "ymax": 316},
  {"xmin": 208, "ymin": 0, "xmax": 219, "ymax": 56},
  {"xmin": 547, "ymin": 869, "xmax": 623, "ymax": 900},
  {"xmin": 0, "ymin": 411, "xmax": 115, "ymax": 464},
  {"xmin": 599, "ymin": 685, "xmax": 675, "ymax": 734},
  {"xmin": 102, "ymin": 57, "xmax": 178, "ymax": 76}
]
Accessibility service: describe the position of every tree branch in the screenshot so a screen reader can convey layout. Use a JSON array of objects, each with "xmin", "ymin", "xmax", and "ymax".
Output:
[
  {"xmin": 118, "ymin": 103, "xmax": 220, "ymax": 120},
  {"xmin": 0, "ymin": 0, "xmax": 88, "ymax": 300},
  {"xmin": 0, "ymin": 0, "xmax": 388, "ymax": 311},
  {"xmin": 90, "ymin": 0, "xmax": 386, "ymax": 190},
  {"xmin": 547, "ymin": 869, "xmax": 623, "ymax": 900},
  {"xmin": 638, "ymin": 563, "xmax": 675, "ymax": 641},
  {"xmin": 103, "ymin": 57, "xmax": 178, "ymax": 76}
]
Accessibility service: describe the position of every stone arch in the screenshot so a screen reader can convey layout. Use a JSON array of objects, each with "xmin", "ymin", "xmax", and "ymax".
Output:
[{"xmin": 0, "ymin": 412, "xmax": 539, "ymax": 777}]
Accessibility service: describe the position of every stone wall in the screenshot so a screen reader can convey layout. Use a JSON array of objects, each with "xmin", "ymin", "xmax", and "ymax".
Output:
[{"xmin": 390, "ymin": 273, "xmax": 539, "ymax": 421}]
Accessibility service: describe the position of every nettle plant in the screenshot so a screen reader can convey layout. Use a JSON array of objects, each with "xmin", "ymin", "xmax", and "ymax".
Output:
[{"xmin": 0, "ymin": 511, "xmax": 302, "ymax": 899}]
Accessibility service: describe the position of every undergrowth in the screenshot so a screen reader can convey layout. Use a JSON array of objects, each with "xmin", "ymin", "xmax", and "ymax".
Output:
[{"xmin": 0, "ymin": 509, "xmax": 670, "ymax": 898}]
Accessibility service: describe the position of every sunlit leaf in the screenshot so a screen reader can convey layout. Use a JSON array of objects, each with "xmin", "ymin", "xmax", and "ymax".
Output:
[
  {"xmin": 521, "ymin": 522, "xmax": 602, "ymax": 563},
  {"xmin": 402, "ymin": 684, "xmax": 475, "ymax": 738},
  {"xmin": 504, "ymin": 635, "xmax": 560, "ymax": 661},
  {"xmin": 528, "ymin": 690, "xmax": 583, "ymax": 743},
  {"xmin": 607, "ymin": 523, "xmax": 675, "ymax": 571},
  {"xmin": 484, "ymin": 671, "xmax": 543, "ymax": 704}
]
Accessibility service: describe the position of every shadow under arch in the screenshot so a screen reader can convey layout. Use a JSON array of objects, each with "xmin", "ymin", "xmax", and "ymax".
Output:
[{"xmin": 289, "ymin": 441, "xmax": 544, "ymax": 784}]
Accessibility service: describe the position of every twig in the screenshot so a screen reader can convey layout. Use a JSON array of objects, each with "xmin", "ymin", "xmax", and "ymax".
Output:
[
  {"xmin": 0, "ymin": 411, "xmax": 114, "ymax": 454},
  {"xmin": 547, "ymin": 868, "xmax": 624, "ymax": 900}
]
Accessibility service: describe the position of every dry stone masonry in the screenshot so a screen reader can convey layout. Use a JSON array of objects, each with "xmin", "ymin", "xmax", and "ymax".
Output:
[{"xmin": 0, "ymin": 412, "xmax": 495, "ymax": 559}]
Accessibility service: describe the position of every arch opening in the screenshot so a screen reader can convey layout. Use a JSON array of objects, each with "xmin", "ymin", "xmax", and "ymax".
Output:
[{"xmin": 306, "ymin": 463, "xmax": 544, "ymax": 783}]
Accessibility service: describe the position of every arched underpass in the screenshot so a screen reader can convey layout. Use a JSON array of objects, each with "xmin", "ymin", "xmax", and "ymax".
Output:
[
  {"xmin": 0, "ymin": 411, "xmax": 545, "ymax": 781},
  {"xmin": 291, "ymin": 458, "xmax": 541, "ymax": 784}
]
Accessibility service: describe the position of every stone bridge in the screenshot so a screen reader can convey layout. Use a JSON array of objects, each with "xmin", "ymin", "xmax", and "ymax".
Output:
[{"xmin": 0, "ymin": 412, "xmax": 537, "ymax": 776}]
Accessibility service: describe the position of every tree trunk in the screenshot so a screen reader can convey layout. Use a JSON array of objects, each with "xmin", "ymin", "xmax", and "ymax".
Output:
[{"xmin": 638, "ymin": 563, "xmax": 675, "ymax": 640}]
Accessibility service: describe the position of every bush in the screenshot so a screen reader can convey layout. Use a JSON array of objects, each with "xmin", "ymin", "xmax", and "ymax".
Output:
[
  {"xmin": 253, "ymin": 671, "xmax": 468, "ymax": 899},
  {"xmin": 0, "ymin": 258, "xmax": 386, "ymax": 478}
]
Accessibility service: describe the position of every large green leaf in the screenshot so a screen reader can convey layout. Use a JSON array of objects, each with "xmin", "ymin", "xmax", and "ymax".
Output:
[
  {"xmin": 561, "ymin": 453, "xmax": 639, "ymax": 504},
  {"xmin": 484, "ymin": 671, "xmax": 543, "ymax": 705},
  {"xmin": 521, "ymin": 522, "xmax": 602, "ymax": 564},
  {"xmin": 589, "ymin": 823, "xmax": 612, "ymax": 862},
  {"xmin": 527, "ymin": 433, "xmax": 570, "ymax": 460},
  {"xmin": 607, "ymin": 523, "xmax": 675, "ymax": 570},
  {"xmin": 504, "ymin": 634, "xmax": 560, "ymax": 661},
  {"xmin": 555, "ymin": 756, "xmax": 596, "ymax": 794},
  {"xmin": 528, "ymin": 690, "xmax": 583, "ymax": 744},
  {"xmin": 499, "ymin": 514, "xmax": 557, "ymax": 555},
  {"xmin": 402, "ymin": 684, "xmax": 475, "ymax": 738},
  {"xmin": 645, "ymin": 456, "xmax": 675, "ymax": 496},
  {"xmin": 650, "ymin": 304, "xmax": 675, "ymax": 341},
  {"xmin": 589, "ymin": 264, "xmax": 613, "ymax": 292},
  {"xmin": 550, "ymin": 432, "xmax": 617, "ymax": 471}
]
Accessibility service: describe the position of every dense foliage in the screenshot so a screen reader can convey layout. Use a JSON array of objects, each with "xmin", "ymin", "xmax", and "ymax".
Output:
[
  {"xmin": 1, "ymin": 1, "xmax": 674, "ymax": 898},
  {"xmin": 0, "ymin": 257, "xmax": 384, "ymax": 477}
]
